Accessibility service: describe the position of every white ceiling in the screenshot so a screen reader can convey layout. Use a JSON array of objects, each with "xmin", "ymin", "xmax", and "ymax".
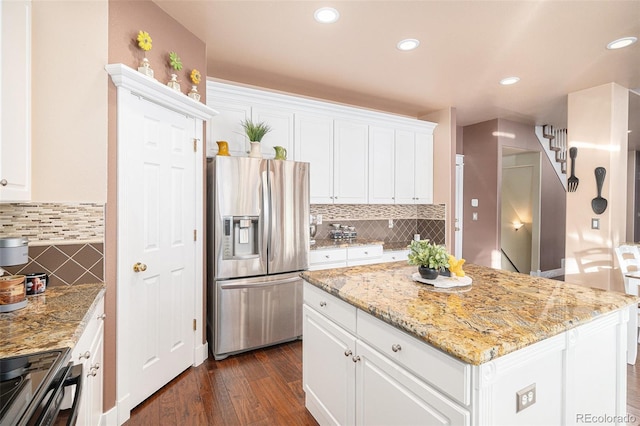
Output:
[{"xmin": 154, "ymin": 0, "xmax": 640, "ymax": 146}]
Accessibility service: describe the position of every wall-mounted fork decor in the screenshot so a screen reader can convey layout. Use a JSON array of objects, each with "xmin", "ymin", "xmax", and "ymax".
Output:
[{"xmin": 567, "ymin": 147, "xmax": 579, "ymax": 192}]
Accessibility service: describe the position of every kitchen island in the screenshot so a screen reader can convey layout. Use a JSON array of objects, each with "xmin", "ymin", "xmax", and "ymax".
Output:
[{"xmin": 301, "ymin": 262, "xmax": 637, "ymax": 425}]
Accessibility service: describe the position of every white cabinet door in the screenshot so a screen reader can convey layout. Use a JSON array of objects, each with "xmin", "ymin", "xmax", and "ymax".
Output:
[
  {"xmin": 414, "ymin": 132, "xmax": 434, "ymax": 204},
  {"xmin": 368, "ymin": 126, "xmax": 395, "ymax": 204},
  {"xmin": 252, "ymin": 106, "xmax": 294, "ymax": 159},
  {"xmin": 0, "ymin": 0, "xmax": 31, "ymax": 201},
  {"xmin": 334, "ymin": 120, "xmax": 368, "ymax": 204},
  {"xmin": 303, "ymin": 305, "xmax": 357, "ymax": 426},
  {"xmin": 86, "ymin": 321, "xmax": 105, "ymax": 426},
  {"xmin": 356, "ymin": 341, "xmax": 470, "ymax": 426},
  {"xmin": 207, "ymin": 99, "xmax": 251, "ymax": 156},
  {"xmin": 295, "ymin": 113, "xmax": 334, "ymax": 203},
  {"xmin": 395, "ymin": 130, "xmax": 417, "ymax": 204}
]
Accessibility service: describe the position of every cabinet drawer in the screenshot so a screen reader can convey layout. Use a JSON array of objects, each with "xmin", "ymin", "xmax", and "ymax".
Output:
[
  {"xmin": 309, "ymin": 248, "xmax": 347, "ymax": 265},
  {"xmin": 304, "ymin": 281, "xmax": 356, "ymax": 333},
  {"xmin": 381, "ymin": 249, "xmax": 410, "ymax": 263},
  {"xmin": 347, "ymin": 245, "xmax": 383, "ymax": 260},
  {"xmin": 309, "ymin": 261, "xmax": 347, "ymax": 271},
  {"xmin": 357, "ymin": 310, "xmax": 470, "ymax": 406},
  {"xmin": 71, "ymin": 298, "xmax": 105, "ymax": 363}
]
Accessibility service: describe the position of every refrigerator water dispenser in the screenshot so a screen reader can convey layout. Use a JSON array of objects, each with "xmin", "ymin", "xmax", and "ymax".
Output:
[{"xmin": 222, "ymin": 216, "xmax": 259, "ymax": 259}]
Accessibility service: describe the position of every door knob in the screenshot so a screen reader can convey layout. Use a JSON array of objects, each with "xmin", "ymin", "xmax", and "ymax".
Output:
[{"xmin": 133, "ymin": 262, "xmax": 147, "ymax": 272}]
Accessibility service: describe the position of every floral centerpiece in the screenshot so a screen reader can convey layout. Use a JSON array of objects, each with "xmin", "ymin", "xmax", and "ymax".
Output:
[
  {"xmin": 136, "ymin": 30, "xmax": 154, "ymax": 78},
  {"xmin": 407, "ymin": 240, "xmax": 450, "ymax": 279}
]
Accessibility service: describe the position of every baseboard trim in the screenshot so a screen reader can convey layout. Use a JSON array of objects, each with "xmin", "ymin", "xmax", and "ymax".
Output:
[
  {"xmin": 195, "ymin": 341, "xmax": 209, "ymax": 366},
  {"xmin": 102, "ymin": 405, "xmax": 118, "ymax": 426}
]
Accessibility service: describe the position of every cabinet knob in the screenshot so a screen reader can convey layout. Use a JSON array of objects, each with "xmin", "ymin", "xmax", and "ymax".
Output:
[
  {"xmin": 319, "ymin": 301, "xmax": 327, "ymax": 307},
  {"xmin": 0, "ymin": 179, "xmax": 7, "ymax": 186},
  {"xmin": 79, "ymin": 351, "xmax": 91, "ymax": 360},
  {"xmin": 344, "ymin": 349, "xmax": 352, "ymax": 357},
  {"xmin": 133, "ymin": 262, "xmax": 147, "ymax": 273},
  {"xmin": 325, "ymin": 255, "xmax": 330, "ymax": 259},
  {"xmin": 391, "ymin": 344, "xmax": 402, "ymax": 352},
  {"xmin": 364, "ymin": 251, "xmax": 368, "ymax": 255},
  {"xmin": 87, "ymin": 368, "xmax": 98, "ymax": 377},
  {"xmin": 97, "ymin": 313, "xmax": 106, "ymax": 320},
  {"xmin": 352, "ymin": 355, "xmax": 361, "ymax": 363}
]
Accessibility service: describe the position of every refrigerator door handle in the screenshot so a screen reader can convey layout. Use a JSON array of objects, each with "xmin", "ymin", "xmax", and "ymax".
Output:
[
  {"xmin": 219, "ymin": 276, "xmax": 301, "ymax": 289},
  {"xmin": 261, "ymin": 168, "xmax": 270, "ymax": 266}
]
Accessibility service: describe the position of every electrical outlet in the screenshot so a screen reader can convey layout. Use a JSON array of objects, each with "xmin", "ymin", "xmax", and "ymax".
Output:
[
  {"xmin": 516, "ymin": 384, "xmax": 536, "ymax": 413},
  {"xmin": 316, "ymin": 214, "xmax": 323, "ymax": 225},
  {"xmin": 388, "ymin": 219, "xmax": 394, "ymax": 229}
]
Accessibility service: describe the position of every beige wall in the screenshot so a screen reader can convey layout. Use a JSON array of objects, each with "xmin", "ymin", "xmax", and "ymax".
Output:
[
  {"xmin": 31, "ymin": 1, "xmax": 108, "ymax": 202},
  {"xmin": 565, "ymin": 83, "xmax": 629, "ymax": 291},
  {"xmin": 422, "ymin": 108, "xmax": 456, "ymax": 253}
]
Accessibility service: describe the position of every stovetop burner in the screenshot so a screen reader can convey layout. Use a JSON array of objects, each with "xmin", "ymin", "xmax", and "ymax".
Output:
[{"xmin": 0, "ymin": 348, "xmax": 70, "ymax": 426}]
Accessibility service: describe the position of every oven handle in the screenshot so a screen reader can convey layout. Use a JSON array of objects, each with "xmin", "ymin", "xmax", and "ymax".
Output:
[{"xmin": 63, "ymin": 364, "xmax": 83, "ymax": 426}]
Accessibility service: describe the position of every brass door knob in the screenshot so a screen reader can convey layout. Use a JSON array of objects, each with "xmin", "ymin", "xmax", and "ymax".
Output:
[{"xmin": 133, "ymin": 262, "xmax": 147, "ymax": 272}]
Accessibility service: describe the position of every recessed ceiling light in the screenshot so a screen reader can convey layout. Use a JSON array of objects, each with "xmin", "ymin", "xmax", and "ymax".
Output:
[
  {"xmin": 499, "ymin": 76, "xmax": 520, "ymax": 86},
  {"xmin": 397, "ymin": 39, "xmax": 420, "ymax": 51},
  {"xmin": 606, "ymin": 36, "xmax": 638, "ymax": 50},
  {"xmin": 314, "ymin": 7, "xmax": 339, "ymax": 24}
]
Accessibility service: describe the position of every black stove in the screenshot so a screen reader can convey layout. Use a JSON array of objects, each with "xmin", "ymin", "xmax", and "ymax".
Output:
[{"xmin": 0, "ymin": 348, "xmax": 78, "ymax": 426}]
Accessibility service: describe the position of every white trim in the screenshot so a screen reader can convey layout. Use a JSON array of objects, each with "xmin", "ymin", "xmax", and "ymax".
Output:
[
  {"xmin": 530, "ymin": 267, "xmax": 565, "ymax": 278},
  {"xmin": 195, "ymin": 341, "xmax": 209, "ymax": 366},
  {"xmin": 106, "ymin": 63, "xmax": 217, "ymax": 121},
  {"xmin": 101, "ymin": 406, "xmax": 118, "ymax": 426},
  {"xmin": 206, "ymin": 79, "xmax": 437, "ymax": 133}
]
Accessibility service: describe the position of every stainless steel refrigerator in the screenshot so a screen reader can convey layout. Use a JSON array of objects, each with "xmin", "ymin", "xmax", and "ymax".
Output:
[{"xmin": 206, "ymin": 156, "xmax": 310, "ymax": 360}]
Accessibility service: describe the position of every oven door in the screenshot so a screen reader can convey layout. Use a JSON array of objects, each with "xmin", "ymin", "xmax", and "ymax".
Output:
[{"xmin": 23, "ymin": 362, "xmax": 83, "ymax": 426}]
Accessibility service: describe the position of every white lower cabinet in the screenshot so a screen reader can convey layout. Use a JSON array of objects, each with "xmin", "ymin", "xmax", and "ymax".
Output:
[
  {"xmin": 63, "ymin": 296, "xmax": 105, "ymax": 425},
  {"xmin": 303, "ymin": 282, "xmax": 469, "ymax": 426}
]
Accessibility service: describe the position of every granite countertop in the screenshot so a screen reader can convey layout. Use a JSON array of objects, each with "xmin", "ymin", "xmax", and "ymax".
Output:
[
  {"xmin": 0, "ymin": 283, "xmax": 105, "ymax": 357},
  {"xmin": 311, "ymin": 239, "xmax": 409, "ymax": 251},
  {"xmin": 301, "ymin": 262, "xmax": 638, "ymax": 365}
]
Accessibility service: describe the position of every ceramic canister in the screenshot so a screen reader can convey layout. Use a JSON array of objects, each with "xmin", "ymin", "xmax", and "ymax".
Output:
[{"xmin": 25, "ymin": 272, "xmax": 48, "ymax": 295}]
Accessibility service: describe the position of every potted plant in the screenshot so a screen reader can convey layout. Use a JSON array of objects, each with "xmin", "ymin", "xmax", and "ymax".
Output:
[
  {"xmin": 407, "ymin": 240, "xmax": 450, "ymax": 280},
  {"xmin": 241, "ymin": 119, "xmax": 272, "ymax": 158}
]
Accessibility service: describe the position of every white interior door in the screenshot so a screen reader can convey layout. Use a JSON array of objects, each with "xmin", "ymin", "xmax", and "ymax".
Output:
[
  {"xmin": 119, "ymin": 94, "xmax": 196, "ymax": 411},
  {"xmin": 455, "ymin": 155, "xmax": 464, "ymax": 259}
]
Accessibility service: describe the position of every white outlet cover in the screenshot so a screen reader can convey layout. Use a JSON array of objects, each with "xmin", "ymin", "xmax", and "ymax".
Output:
[{"xmin": 471, "ymin": 199, "xmax": 479, "ymax": 207}]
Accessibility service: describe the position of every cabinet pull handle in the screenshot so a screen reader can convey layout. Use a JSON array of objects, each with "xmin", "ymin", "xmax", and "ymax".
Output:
[
  {"xmin": 344, "ymin": 349, "xmax": 352, "ymax": 357},
  {"xmin": 319, "ymin": 301, "xmax": 327, "ymax": 307},
  {"xmin": 352, "ymin": 356, "xmax": 361, "ymax": 363},
  {"xmin": 325, "ymin": 255, "xmax": 330, "ymax": 259},
  {"xmin": 79, "ymin": 351, "xmax": 91, "ymax": 360},
  {"xmin": 0, "ymin": 179, "xmax": 7, "ymax": 186},
  {"xmin": 97, "ymin": 313, "xmax": 106, "ymax": 320},
  {"xmin": 364, "ymin": 251, "xmax": 368, "ymax": 255},
  {"xmin": 391, "ymin": 344, "xmax": 402, "ymax": 352}
]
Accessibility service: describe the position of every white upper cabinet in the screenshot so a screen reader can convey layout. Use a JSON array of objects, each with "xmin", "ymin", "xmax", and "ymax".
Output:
[
  {"xmin": 414, "ymin": 132, "xmax": 434, "ymax": 204},
  {"xmin": 206, "ymin": 80, "xmax": 436, "ymax": 205},
  {"xmin": 295, "ymin": 113, "xmax": 334, "ymax": 203},
  {"xmin": 0, "ymin": 0, "xmax": 31, "ymax": 202},
  {"xmin": 334, "ymin": 120, "xmax": 368, "ymax": 204},
  {"xmin": 251, "ymin": 106, "xmax": 294, "ymax": 159},
  {"xmin": 368, "ymin": 126, "xmax": 396, "ymax": 204},
  {"xmin": 207, "ymin": 99, "xmax": 250, "ymax": 156}
]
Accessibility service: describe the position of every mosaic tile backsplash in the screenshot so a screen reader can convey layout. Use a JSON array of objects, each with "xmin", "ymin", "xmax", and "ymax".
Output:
[
  {"xmin": 310, "ymin": 204, "xmax": 446, "ymax": 245},
  {"xmin": 0, "ymin": 203, "xmax": 105, "ymax": 286}
]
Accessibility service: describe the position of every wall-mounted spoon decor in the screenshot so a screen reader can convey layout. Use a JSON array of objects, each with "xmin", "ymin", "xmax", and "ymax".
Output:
[{"xmin": 591, "ymin": 167, "xmax": 607, "ymax": 214}]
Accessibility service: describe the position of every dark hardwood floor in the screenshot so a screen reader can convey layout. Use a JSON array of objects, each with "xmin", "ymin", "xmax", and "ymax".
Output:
[
  {"xmin": 124, "ymin": 340, "xmax": 317, "ymax": 426},
  {"xmin": 124, "ymin": 341, "xmax": 640, "ymax": 426}
]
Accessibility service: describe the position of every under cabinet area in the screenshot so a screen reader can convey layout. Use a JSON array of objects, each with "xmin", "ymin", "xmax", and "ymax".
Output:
[
  {"xmin": 303, "ymin": 282, "xmax": 470, "ymax": 425},
  {"xmin": 62, "ymin": 295, "xmax": 105, "ymax": 426}
]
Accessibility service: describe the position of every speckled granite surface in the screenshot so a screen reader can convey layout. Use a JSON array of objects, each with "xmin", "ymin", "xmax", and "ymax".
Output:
[
  {"xmin": 301, "ymin": 263, "xmax": 638, "ymax": 365},
  {"xmin": 311, "ymin": 239, "xmax": 410, "ymax": 251},
  {"xmin": 0, "ymin": 283, "xmax": 105, "ymax": 357}
]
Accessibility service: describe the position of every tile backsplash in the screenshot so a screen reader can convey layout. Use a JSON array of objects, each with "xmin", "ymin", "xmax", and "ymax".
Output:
[
  {"xmin": 310, "ymin": 204, "xmax": 446, "ymax": 245},
  {"xmin": 0, "ymin": 203, "xmax": 104, "ymax": 286}
]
